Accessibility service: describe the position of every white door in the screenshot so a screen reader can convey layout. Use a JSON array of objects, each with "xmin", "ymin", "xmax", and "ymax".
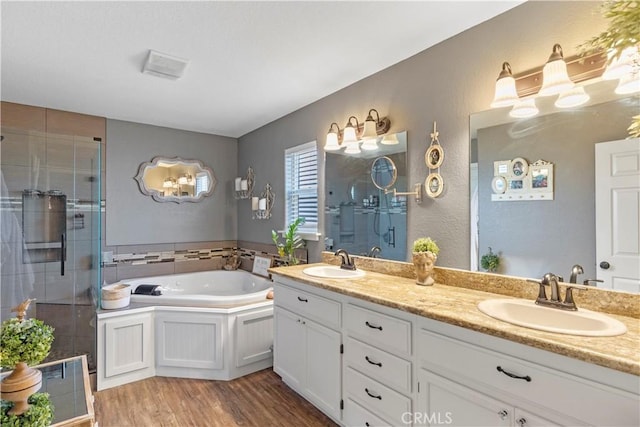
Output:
[
  {"xmin": 305, "ymin": 319, "xmax": 342, "ymax": 421},
  {"xmin": 273, "ymin": 307, "xmax": 305, "ymax": 389},
  {"xmin": 595, "ymin": 138, "xmax": 640, "ymax": 292}
]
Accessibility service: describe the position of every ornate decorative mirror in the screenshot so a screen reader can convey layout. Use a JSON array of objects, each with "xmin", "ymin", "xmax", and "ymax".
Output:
[{"xmin": 134, "ymin": 156, "xmax": 216, "ymax": 203}]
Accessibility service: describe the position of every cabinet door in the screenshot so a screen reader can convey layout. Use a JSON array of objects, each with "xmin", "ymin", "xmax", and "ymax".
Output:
[
  {"xmin": 416, "ymin": 369, "xmax": 511, "ymax": 427},
  {"xmin": 273, "ymin": 307, "xmax": 305, "ymax": 390},
  {"xmin": 155, "ymin": 311, "xmax": 223, "ymax": 370},
  {"xmin": 104, "ymin": 313, "xmax": 153, "ymax": 378},
  {"xmin": 305, "ymin": 318, "xmax": 342, "ymax": 421}
]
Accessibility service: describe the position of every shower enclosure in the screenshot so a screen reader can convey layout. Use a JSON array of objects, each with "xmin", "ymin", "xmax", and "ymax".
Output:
[{"xmin": 1, "ymin": 122, "xmax": 101, "ymax": 372}]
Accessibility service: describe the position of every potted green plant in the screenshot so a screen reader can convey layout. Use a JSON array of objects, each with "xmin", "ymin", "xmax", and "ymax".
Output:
[
  {"xmin": 412, "ymin": 238, "xmax": 440, "ymax": 286},
  {"xmin": 0, "ymin": 300, "xmax": 54, "ymax": 416},
  {"xmin": 480, "ymin": 247, "xmax": 500, "ymax": 273},
  {"xmin": 272, "ymin": 217, "xmax": 306, "ymax": 265},
  {"xmin": 0, "ymin": 392, "xmax": 54, "ymax": 427}
]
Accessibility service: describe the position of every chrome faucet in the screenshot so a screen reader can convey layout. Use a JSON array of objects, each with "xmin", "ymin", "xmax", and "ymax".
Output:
[
  {"xmin": 368, "ymin": 246, "xmax": 381, "ymax": 258},
  {"xmin": 528, "ymin": 272, "xmax": 589, "ymax": 311},
  {"xmin": 335, "ymin": 249, "xmax": 356, "ymax": 270},
  {"xmin": 569, "ymin": 264, "xmax": 584, "ymax": 284}
]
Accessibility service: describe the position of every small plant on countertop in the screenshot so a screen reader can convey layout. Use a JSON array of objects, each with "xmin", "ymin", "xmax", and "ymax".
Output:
[
  {"xmin": 412, "ymin": 237, "xmax": 440, "ymax": 256},
  {"xmin": 480, "ymin": 247, "xmax": 500, "ymax": 273},
  {"xmin": 272, "ymin": 217, "xmax": 306, "ymax": 265}
]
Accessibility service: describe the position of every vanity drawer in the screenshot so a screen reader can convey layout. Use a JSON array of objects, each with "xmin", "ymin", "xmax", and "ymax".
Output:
[
  {"xmin": 344, "ymin": 304, "xmax": 411, "ymax": 357},
  {"xmin": 345, "ymin": 336, "xmax": 412, "ymax": 394},
  {"xmin": 274, "ymin": 284, "xmax": 340, "ymax": 330},
  {"xmin": 343, "ymin": 397, "xmax": 393, "ymax": 427},
  {"xmin": 344, "ymin": 367, "xmax": 412, "ymax": 427},
  {"xmin": 417, "ymin": 328, "xmax": 639, "ymax": 426}
]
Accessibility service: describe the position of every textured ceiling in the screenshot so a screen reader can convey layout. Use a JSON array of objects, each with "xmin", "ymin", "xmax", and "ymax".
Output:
[{"xmin": 1, "ymin": 1, "xmax": 524, "ymax": 137}]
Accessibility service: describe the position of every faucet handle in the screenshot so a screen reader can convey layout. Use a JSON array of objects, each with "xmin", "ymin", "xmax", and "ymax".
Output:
[
  {"xmin": 563, "ymin": 285, "xmax": 588, "ymax": 310},
  {"xmin": 583, "ymin": 279, "xmax": 603, "ymax": 287},
  {"xmin": 526, "ymin": 279, "xmax": 547, "ymax": 301}
]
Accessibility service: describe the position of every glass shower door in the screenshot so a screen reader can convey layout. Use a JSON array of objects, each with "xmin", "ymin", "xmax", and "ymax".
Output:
[{"xmin": 0, "ymin": 127, "xmax": 101, "ymax": 372}]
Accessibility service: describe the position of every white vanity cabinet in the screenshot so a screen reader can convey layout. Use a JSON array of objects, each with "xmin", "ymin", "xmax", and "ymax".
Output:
[
  {"xmin": 342, "ymin": 303, "xmax": 413, "ymax": 426},
  {"xmin": 97, "ymin": 309, "xmax": 155, "ymax": 390},
  {"xmin": 415, "ymin": 321, "xmax": 639, "ymax": 427},
  {"xmin": 273, "ymin": 281, "xmax": 343, "ymax": 422}
]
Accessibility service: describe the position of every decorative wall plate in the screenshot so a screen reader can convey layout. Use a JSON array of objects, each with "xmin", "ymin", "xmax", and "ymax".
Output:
[
  {"xmin": 425, "ymin": 172, "xmax": 444, "ymax": 198},
  {"xmin": 425, "ymin": 145, "xmax": 444, "ymax": 169}
]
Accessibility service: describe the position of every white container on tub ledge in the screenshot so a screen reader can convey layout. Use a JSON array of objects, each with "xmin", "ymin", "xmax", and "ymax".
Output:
[{"xmin": 101, "ymin": 283, "xmax": 131, "ymax": 309}]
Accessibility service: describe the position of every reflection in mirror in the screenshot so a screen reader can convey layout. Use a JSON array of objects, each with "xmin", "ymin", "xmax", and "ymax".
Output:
[
  {"xmin": 325, "ymin": 131, "xmax": 407, "ymax": 261},
  {"xmin": 134, "ymin": 156, "xmax": 216, "ymax": 203},
  {"xmin": 470, "ymin": 78, "xmax": 639, "ymax": 292},
  {"xmin": 371, "ymin": 156, "xmax": 398, "ymax": 190}
]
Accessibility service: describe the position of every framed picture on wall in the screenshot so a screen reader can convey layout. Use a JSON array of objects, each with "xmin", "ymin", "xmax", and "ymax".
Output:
[{"xmin": 527, "ymin": 160, "xmax": 554, "ymax": 199}]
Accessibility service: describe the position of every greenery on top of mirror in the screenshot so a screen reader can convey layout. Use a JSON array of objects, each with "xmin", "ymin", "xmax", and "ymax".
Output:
[{"xmin": 272, "ymin": 217, "xmax": 306, "ymax": 265}]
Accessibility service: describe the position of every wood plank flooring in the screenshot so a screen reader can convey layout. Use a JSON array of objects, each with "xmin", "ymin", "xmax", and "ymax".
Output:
[{"xmin": 94, "ymin": 368, "xmax": 337, "ymax": 427}]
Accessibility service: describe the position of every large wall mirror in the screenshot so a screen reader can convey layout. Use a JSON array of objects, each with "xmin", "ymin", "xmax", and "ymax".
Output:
[
  {"xmin": 470, "ymin": 78, "xmax": 639, "ymax": 293},
  {"xmin": 325, "ymin": 131, "xmax": 408, "ymax": 261},
  {"xmin": 134, "ymin": 156, "xmax": 216, "ymax": 203}
]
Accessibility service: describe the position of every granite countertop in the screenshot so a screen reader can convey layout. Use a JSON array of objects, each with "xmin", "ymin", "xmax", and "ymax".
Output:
[{"xmin": 269, "ymin": 263, "xmax": 640, "ymax": 376}]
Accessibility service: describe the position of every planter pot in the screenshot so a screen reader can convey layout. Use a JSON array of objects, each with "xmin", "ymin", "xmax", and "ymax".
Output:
[
  {"xmin": 412, "ymin": 251, "xmax": 437, "ymax": 286},
  {"xmin": 0, "ymin": 362, "xmax": 43, "ymax": 415}
]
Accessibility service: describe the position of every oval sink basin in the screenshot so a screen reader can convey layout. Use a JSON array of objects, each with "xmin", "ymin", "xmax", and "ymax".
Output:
[
  {"xmin": 302, "ymin": 265, "xmax": 365, "ymax": 279},
  {"xmin": 477, "ymin": 298, "xmax": 627, "ymax": 337}
]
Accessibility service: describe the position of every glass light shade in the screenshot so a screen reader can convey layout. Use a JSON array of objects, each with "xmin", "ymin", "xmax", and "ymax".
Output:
[
  {"xmin": 555, "ymin": 86, "xmax": 590, "ymax": 108},
  {"xmin": 343, "ymin": 125, "xmax": 358, "ymax": 144},
  {"xmin": 491, "ymin": 76, "xmax": 519, "ymax": 108},
  {"xmin": 178, "ymin": 176, "xmax": 188, "ymax": 185},
  {"xmin": 361, "ymin": 118, "xmax": 378, "ymax": 139},
  {"xmin": 361, "ymin": 138, "xmax": 378, "ymax": 151},
  {"xmin": 539, "ymin": 59, "xmax": 573, "ymax": 96},
  {"xmin": 344, "ymin": 141, "xmax": 361, "ymax": 154},
  {"xmin": 615, "ymin": 72, "xmax": 640, "ymax": 95},
  {"xmin": 509, "ymin": 98, "xmax": 539, "ymax": 118},
  {"xmin": 603, "ymin": 46, "xmax": 639, "ymax": 80},
  {"xmin": 381, "ymin": 134, "xmax": 399, "ymax": 145},
  {"xmin": 324, "ymin": 131, "xmax": 341, "ymax": 151}
]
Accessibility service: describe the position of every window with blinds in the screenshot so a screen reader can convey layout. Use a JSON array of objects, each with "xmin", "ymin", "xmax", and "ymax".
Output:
[{"xmin": 284, "ymin": 141, "xmax": 318, "ymax": 235}]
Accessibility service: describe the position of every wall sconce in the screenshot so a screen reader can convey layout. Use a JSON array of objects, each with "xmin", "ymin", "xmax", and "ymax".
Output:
[
  {"xmin": 490, "ymin": 45, "xmax": 610, "ymax": 117},
  {"xmin": 252, "ymin": 183, "xmax": 275, "ymax": 220},
  {"xmin": 323, "ymin": 109, "xmax": 391, "ymax": 153},
  {"xmin": 234, "ymin": 166, "xmax": 255, "ymax": 199}
]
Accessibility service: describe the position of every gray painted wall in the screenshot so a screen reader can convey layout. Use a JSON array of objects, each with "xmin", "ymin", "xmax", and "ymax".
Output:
[
  {"xmin": 477, "ymin": 99, "xmax": 636, "ymax": 280},
  {"xmin": 237, "ymin": 1, "xmax": 608, "ymax": 267},
  {"xmin": 106, "ymin": 119, "xmax": 237, "ymax": 245}
]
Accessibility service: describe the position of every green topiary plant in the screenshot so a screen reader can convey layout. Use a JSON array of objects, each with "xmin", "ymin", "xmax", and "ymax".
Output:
[
  {"xmin": 480, "ymin": 247, "xmax": 500, "ymax": 273},
  {"xmin": 272, "ymin": 217, "xmax": 306, "ymax": 265},
  {"xmin": 0, "ymin": 318, "xmax": 54, "ymax": 369},
  {"xmin": 0, "ymin": 392, "xmax": 54, "ymax": 427},
  {"xmin": 412, "ymin": 237, "xmax": 440, "ymax": 256}
]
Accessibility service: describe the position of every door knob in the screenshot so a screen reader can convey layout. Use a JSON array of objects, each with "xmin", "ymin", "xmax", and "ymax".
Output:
[{"xmin": 599, "ymin": 261, "xmax": 611, "ymax": 270}]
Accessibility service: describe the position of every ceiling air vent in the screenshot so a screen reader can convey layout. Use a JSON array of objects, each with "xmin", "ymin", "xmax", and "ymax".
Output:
[{"xmin": 142, "ymin": 50, "xmax": 189, "ymax": 80}]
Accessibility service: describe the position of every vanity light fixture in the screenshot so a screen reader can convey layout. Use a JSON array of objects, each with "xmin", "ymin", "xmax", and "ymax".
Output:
[
  {"xmin": 491, "ymin": 62, "xmax": 519, "ymax": 108},
  {"xmin": 343, "ymin": 116, "xmax": 359, "ymax": 145},
  {"xmin": 539, "ymin": 44, "xmax": 574, "ymax": 96},
  {"xmin": 324, "ymin": 122, "xmax": 341, "ymax": 151},
  {"xmin": 177, "ymin": 174, "xmax": 193, "ymax": 185},
  {"xmin": 163, "ymin": 177, "xmax": 177, "ymax": 188}
]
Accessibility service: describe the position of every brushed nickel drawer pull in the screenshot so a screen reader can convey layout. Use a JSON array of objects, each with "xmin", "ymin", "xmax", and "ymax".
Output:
[{"xmin": 497, "ymin": 366, "xmax": 531, "ymax": 382}]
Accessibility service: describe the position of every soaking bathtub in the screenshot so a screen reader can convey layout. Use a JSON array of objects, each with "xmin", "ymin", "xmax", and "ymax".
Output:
[{"xmin": 123, "ymin": 269, "xmax": 273, "ymax": 307}]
